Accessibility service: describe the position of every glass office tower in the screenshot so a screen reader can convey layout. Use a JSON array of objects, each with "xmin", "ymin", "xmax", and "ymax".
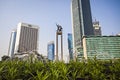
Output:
[
  {"xmin": 47, "ymin": 41, "xmax": 55, "ymax": 61},
  {"xmin": 68, "ymin": 33, "xmax": 73, "ymax": 60},
  {"xmin": 8, "ymin": 30, "xmax": 17, "ymax": 58},
  {"xmin": 71, "ymin": 0, "xmax": 94, "ymax": 53},
  {"xmin": 83, "ymin": 36, "xmax": 120, "ymax": 59}
]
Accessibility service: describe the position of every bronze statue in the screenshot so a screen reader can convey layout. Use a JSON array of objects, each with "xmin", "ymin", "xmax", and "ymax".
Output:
[{"xmin": 56, "ymin": 24, "xmax": 62, "ymax": 32}]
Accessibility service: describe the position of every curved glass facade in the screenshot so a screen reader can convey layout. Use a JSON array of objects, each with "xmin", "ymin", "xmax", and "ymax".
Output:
[
  {"xmin": 68, "ymin": 33, "xmax": 73, "ymax": 60},
  {"xmin": 8, "ymin": 30, "xmax": 16, "ymax": 58}
]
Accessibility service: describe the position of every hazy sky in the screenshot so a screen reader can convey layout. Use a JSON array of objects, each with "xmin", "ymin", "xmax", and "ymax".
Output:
[{"xmin": 0, "ymin": 0, "xmax": 120, "ymax": 60}]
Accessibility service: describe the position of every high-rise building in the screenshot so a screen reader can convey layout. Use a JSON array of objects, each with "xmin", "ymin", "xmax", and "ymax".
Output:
[
  {"xmin": 67, "ymin": 33, "xmax": 73, "ymax": 60},
  {"xmin": 83, "ymin": 36, "xmax": 120, "ymax": 59},
  {"xmin": 14, "ymin": 22, "xmax": 39, "ymax": 54},
  {"xmin": 47, "ymin": 41, "xmax": 55, "ymax": 61},
  {"xmin": 93, "ymin": 20, "xmax": 102, "ymax": 36},
  {"xmin": 8, "ymin": 30, "xmax": 17, "ymax": 58},
  {"xmin": 71, "ymin": 0, "xmax": 94, "ymax": 53}
]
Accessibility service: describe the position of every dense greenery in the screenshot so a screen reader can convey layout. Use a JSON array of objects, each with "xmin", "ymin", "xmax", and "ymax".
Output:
[{"xmin": 0, "ymin": 59, "xmax": 120, "ymax": 80}]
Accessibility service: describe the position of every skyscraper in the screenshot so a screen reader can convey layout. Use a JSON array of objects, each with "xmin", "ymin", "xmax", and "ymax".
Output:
[
  {"xmin": 67, "ymin": 33, "xmax": 73, "ymax": 60},
  {"xmin": 8, "ymin": 30, "xmax": 17, "ymax": 58},
  {"xmin": 71, "ymin": 0, "xmax": 94, "ymax": 52},
  {"xmin": 14, "ymin": 22, "xmax": 39, "ymax": 54},
  {"xmin": 47, "ymin": 41, "xmax": 55, "ymax": 61},
  {"xmin": 93, "ymin": 20, "xmax": 102, "ymax": 36}
]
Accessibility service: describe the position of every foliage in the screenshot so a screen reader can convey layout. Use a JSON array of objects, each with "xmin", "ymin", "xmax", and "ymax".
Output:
[
  {"xmin": 0, "ymin": 59, "xmax": 120, "ymax": 80},
  {"xmin": 1, "ymin": 55, "xmax": 10, "ymax": 61}
]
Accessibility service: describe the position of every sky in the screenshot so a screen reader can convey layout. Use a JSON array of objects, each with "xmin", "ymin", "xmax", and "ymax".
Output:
[{"xmin": 0, "ymin": 0, "xmax": 120, "ymax": 61}]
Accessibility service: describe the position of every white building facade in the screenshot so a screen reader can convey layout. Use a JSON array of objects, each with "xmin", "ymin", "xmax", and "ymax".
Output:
[{"xmin": 14, "ymin": 22, "xmax": 39, "ymax": 55}]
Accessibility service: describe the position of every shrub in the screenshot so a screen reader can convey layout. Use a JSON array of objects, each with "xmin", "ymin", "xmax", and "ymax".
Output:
[{"xmin": 0, "ymin": 59, "xmax": 120, "ymax": 80}]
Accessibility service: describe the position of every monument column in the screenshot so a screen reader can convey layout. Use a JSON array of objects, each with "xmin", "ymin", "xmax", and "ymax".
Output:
[
  {"xmin": 56, "ymin": 24, "xmax": 63, "ymax": 61},
  {"xmin": 56, "ymin": 32, "xmax": 58, "ymax": 61},
  {"xmin": 61, "ymin": 34, "xmax": 63, "ymax": 61}
]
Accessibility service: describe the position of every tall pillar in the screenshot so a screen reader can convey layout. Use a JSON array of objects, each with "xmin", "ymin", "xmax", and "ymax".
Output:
[
  {"xmin": 61, "ymin": 34, "xmax": 63, "ymax": 61},
  {"xmin": 56, "ymin": 24, "xmax": 63, "ymax": 61},
  {"xmin": 56, "ymin": 32, "xmax": 58, "ymax": 61}
]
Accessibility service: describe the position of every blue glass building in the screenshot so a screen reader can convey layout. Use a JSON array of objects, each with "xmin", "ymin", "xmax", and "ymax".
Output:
[
  {"xmin": 68, "ymin": 33, "xmax": 73, "ymax": 60},
  {"xmin": 8, "ymin": 30, "xmax": 17, "ymax": 58},
  {"xmin": 47, "ymin": 41, "xmax": 54, "ymax": 61}
]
